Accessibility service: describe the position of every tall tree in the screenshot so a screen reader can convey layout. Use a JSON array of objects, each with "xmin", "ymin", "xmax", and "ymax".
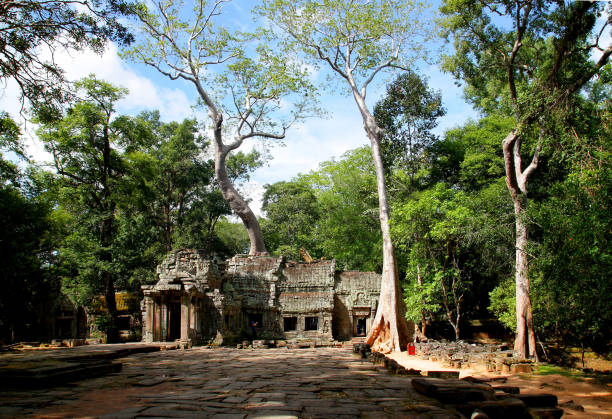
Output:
[
  {"xmin": 440, "ymin": 0, "xmax": 611, "ymax": 359},
  {"xmin": 393, "ymin": 184, "xmax": 474, "ymax": 341},
  {"xmin": 0, "ymin": 116, "xmax": 61, "ymax": 343},
  {"xmin": 0, "ymin": 0, "xmax": 132, "ymax": 116},
  {"xmin": 374, "ymin": 72, "xmax": 445, "ymax": 191},
  {"xmin": 261, "ymin": 0, "xmax": 432, "ymax": 352},
  {"xmin": 0, "ymin": 112, "xmax": 25, "ymax": 185},
  {"xmin": 262, "ymin": 180, "xmax": 321, "ymax": 261},
  {"xmin": 123, "ymin": 112, "xmax": 220, "ymax": 252},
  {"xmin": 123, "ymin": 0, "xmax": 316, "ymax": 255},
  {"xmin": 38, "ymin": 76, "xmax": 131, "ymax": 342},
  {"xmin": 303, "ymin": 147, "xmax": 382, "ymax": 271}
]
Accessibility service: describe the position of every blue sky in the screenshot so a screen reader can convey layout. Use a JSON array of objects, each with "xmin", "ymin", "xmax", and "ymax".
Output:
[
  {"xmin": 3, "ymin": 1, "xmax": 608, "ymax": 215},
  {"xmin": 9, "ymin": 0, "xmax": 575, "ymax": 215}
]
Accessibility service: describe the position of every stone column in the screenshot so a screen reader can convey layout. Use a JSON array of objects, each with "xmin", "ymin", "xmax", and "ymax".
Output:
[
  {"xmin": 161, "ymin": 295, "xmax": 168, "ymax": 341},
  {"xmin": 194, "ymin": 298, "xmax": 201, "ymax": 334},
  {"xmin": 144, "ymin": 296, "xmax": 154, "ymax": 343},
  {"xmin": 180, "ymin": 294, "xmax": 190, "ymax": 341},
  {"xmin": 154, "ymin": 298, "xmax": 162, "ymax": 342}
]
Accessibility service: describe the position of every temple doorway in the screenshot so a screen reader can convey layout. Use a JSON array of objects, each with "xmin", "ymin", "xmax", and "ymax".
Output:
[
  {"xmin": 354, "ymin": 317, "xmax": 367, "ymax": 336},
  {"xmin": 168, "ymin": 302, "xmax": 181, "ymax": 341}
]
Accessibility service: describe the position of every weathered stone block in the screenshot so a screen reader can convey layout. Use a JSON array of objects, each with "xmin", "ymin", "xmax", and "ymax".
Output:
[
  {"xmin": 511, "ymin": 363, "xmax": 533, "ymax": 374},
  {"xmin": 456, "ymin": 398, "xmax": 529, "ymax": 419},
  {"xmin": 527, "ymin": 407, "xmax": 564, "ymax": 419},
  {"xmin": 514, "ymin": 394, "xmax": 558, "ymax": 408}
]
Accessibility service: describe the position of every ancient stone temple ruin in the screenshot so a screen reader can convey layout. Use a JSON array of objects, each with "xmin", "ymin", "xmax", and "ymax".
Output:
[{"xmin": 141, "ymin": 250, "xmax": 381, "ymax": 345}]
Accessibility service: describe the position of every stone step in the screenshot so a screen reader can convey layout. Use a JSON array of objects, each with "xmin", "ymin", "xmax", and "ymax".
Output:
[
  {"xmin": 493, "ymin": 385, "xmax": 520, "ymax": 394},
  {"xmin": 528, "ymin": 407, "xmax": 564, "ymax": 419},
  {"xmin": 0, "ymin": 360, "xmax": 122, "ymax": 389},
  {"xmin": 421, "ymin": 370, "xmax": 460, "ymax": 379},
  {"xmin": 514, "ymin": 393, "xmax": 558, "ymax": 408},
  {"xmin": 455, "ymin": 398, "xmax": 530, "ymax": 419},
  {"xmin": 412, "ymin": 378, "xmax": 495, "ymax": 404}
]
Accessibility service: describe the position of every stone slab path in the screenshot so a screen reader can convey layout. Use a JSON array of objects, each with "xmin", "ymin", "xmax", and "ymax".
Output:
[{"xmin": 0, "ymin": 347, "xmax": 462, "ymax": 418}]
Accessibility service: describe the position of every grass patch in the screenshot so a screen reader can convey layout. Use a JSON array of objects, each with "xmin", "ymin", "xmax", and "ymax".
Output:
[
  {"xmin": 534, "ymin": 363, "xmax": 612, "ymax": 385},
  {"xmin": 534, "ymin": 364, "xmax": 582, "ymax": 377}
]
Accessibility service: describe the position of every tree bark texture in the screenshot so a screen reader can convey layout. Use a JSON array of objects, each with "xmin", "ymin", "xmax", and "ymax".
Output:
[
  {"xmin": 513, "ymin": 199, "xmax": 537, "ymax": 359},
  {"xmin": 214, "ymin": 128, "xmax": 267, "ymax": 255},
  {"xmin": 503, "ymin": 130, "xmax": 538, "ymax": 360},
  {"xmin": 352, "ymin": 92, "xmax": 412, "ymax": 353}
]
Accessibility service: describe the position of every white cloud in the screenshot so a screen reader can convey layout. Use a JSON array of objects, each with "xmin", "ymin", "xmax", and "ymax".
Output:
[
  {"xmin": 252, "ymin": 102, "xmax": 368, "ymax": 184},
  {"xmin": 0, "ymin": 42, "xmax": 197, "ymax": 165},
  {"xmin": 54, "ymin": 43, "xmax": 194, "ymax": 122},
  {"xmin": 238, "ymin": 98, "xmax": 368, "ymax": 215}
]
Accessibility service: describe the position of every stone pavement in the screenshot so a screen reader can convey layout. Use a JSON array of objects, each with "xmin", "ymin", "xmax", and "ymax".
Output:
[{"xmin": 0, "ymin": 347, "xmax": 462, "ymax": 418}]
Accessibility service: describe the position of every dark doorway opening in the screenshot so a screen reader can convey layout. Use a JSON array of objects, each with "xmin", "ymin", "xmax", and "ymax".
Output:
[
  {"xmin": 169, "ymin": 302, "xmax": 181, "ymax": 340},
  {"xmin": 248, "ymin": 313, "xmax": 262, "ymax": 328},
  {"xmin": 355, "ymin": 317, "xmax": 367, "ymax": 336},
  {"xmin": 305, "ymin": 316, "xmax": 318, "ymax": 331},
  {"xmin": 284, "ymin": 316, "xmax": 297, "ymax": 331},
  {"xmin": 248, "ymin": 313, "xmax": 263, "ymax": 339}
]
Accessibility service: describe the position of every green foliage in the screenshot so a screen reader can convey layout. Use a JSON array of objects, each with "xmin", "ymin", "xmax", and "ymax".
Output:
[
  {"xmin": 453, "ymin": 116, "xmax": 514, "ymax": 190},
  {"xmin": 226, "ymin": 150, "xmax": 265, "ymax": 183},
  {"xmin": 392, "ymin": 183, "xmax": 475, "ymax": 338},
  {"xmin": 439, "ymin": 0, "xmax": 605, "ymax": 118},
  {"xmin": 0, "ymin": 185, "xmax": 60, "ymax": 342},
  {"xmin": 0, "ymin": 0, "xmax": 132, "ymax": 115},
  {"xmin": 529, "ymin": 138, "xmax": 612, "ymax": 353},
  {"xmin": 403, "ymin": 258, "xmax": 441, "ymax": 325},
  {"xmin": 0, "ymin": 112, "xmax": 25, "ymax": 185},
  {"xmin": 261, "ymin": 147, "xmax": 381, "ymax": 270},
  {"xmin": 262, "ymin": 180, "xmax": 321, "ymax": 259},
  {"xmin": 213, "ymin": 218, "xmax": 250, "ymax": 257},
  {"xmin": 489, "ymin": 277, "xmax": 517, "ymax": 331},
  {"xmin": 91, "ymin": 312, "xmax": 115, "ymax": 341},
  {"xmin": 259, "ymin": 0, "xmax": 432, "ymax": 89},
  {"xmin": 121, "ymin": 111, "xmax": 226, "ymax": 254},
  {"xmin": 374, "ymin": 71, "xmax": 446, "ymax": 182},
  {"xmin": 304, "ymin": 147, "xmax": 382, "ymax": 271}
]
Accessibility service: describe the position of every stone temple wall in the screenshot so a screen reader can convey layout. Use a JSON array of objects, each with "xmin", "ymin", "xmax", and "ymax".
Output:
[
  {"xmin": 278, "ymin": 260, "xmax": 336, "ymax": 340},
  {"xmin": 141, "ymin": 251, "xmax": 381, "ymax": 345},
  {"xmin": 333, "ymin": 271, "xmax": 380, "ymax": 341}
]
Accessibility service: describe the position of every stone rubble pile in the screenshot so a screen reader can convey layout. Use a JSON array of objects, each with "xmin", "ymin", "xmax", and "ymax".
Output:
[
  {"xmin": 413, "ymin": 340, "xmax": 535, "ymax": 374},
  {"xmin": 412, "ymin": 377, "xmax": 563, "ymax": 419},
  {"xmin": 354, "ymin": 343, "xmax": 563, "ymax": 419}
]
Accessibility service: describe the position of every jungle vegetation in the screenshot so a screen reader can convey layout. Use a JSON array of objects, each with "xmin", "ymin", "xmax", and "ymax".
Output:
[{"xmin": 0, "ymin": 0, "xmax": 609, "ymax": 361}]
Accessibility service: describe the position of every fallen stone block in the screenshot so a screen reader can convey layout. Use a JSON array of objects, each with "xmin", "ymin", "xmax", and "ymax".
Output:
[
  {"xmin": 455, "ymin": 398, "xmax": 529, "ymax": 419},
  {"xmin": 422, "ymin": 370, "xmax": 460, "ymax": 379},
  {"xmin": 527, "ymin": 407, "xmax": 564, "ymax": 419},
  {"xmin": 433, "ymin": 388, "xmax": 493, "ymax": 404},
  {"xmin": 412, "ymin": 378, "xmax": 495, "ymax": 404},
  {"xmin": 511, "ymin": 363, "xmax": 533, "ymax": 374},
  {"xmin": 492, "ymin": 385, "xmax": 520, "ymax": 394},
  {"xmin": 514, "ymin": 393, "xmax": 558, "ymax": 408},
  {"xmin": 558, "ymin": 400, "xmax": 584, "ymax": 412}
]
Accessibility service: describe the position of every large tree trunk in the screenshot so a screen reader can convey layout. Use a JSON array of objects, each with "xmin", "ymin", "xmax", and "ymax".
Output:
[
  {"xmin": 503, "ymin": 130, "xmax": 539, "ymax": 360},
  {"xmin": 353, "ymin": 96, "xmax": 411, "ymax": 352},
  {"xmin": 513, "ymin": 198, "xmax": 538, "ymax": 359},
  {"xmin": 214, "ymin": 145, "xmax": 267, "ymax": 256}
]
